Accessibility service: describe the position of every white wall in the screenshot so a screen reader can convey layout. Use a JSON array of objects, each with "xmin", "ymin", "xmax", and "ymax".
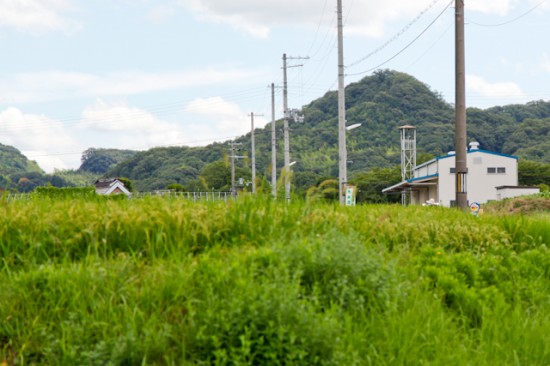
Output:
[
  {"xmin": 435, "ymin": 151, "xmax": 518, "ymax": 207},
  {"xmin": 497, "ymin": 187, "xmax": 540, "ymax": 200},
  {"xmin": 414, "ymin": 160, "xmax": 438, "ymax": 178}
]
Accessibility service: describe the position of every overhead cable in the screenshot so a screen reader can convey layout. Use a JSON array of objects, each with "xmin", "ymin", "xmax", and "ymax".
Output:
[{"xmin": 346, "ymin": 0, "xmax": 453, "ymax": 77}]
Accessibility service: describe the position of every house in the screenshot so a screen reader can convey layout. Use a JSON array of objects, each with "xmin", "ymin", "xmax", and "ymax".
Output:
[
  {"xmin": 382, "ymin": 142, "xmax": 540, "ymax": 207},
  {"xmin": 94, "ymin": 178, "xmax": 131, "ymax": 196}
]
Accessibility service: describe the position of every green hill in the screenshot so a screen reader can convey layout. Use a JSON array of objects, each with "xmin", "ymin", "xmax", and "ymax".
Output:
[
  {"xmin": 79, "ymin": 148, "xmax": 138, "ymax": 174},
  {"xmin": 3, "ymin": 70, "xmax": 547, "ymax": 194},
  {"xmin": 0, "ymin": 144, "xmax": 47, "ymax": 192},
  {"xmin": 104, "ymin": 70, "xmax": 550, "ymax": 193},
  {"xmin": 0, "ymin": 143, "xmax": 43, "ymax": 176},
  {"xmin": 0, "ymin": 144, "xmax": 85, "ymax": 193}
]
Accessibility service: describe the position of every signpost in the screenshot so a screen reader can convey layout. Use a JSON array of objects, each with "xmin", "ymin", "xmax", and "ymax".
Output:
[{"xmin": 345, "ymin": 186, "xmax": 357, "ymax": 206}]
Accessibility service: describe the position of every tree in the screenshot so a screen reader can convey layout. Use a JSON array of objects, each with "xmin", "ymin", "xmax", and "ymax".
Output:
[
  {"xmin": 199, "ymin": 161, "xmax": 231, "ymax": 190},
  {"xmin": 518, "ymin": 160, "xmax": 550, "ymax": 187},
  {"xmin": 80, "ymin": 148, "xmax": 136, "ymax": 174},
  {"xmin": 167, "ymin": 183, "xmax": 186, "ymax": 192},
  {"xmin": 351, "ymin": 166, "xmax": 401, "ymax": 204}
]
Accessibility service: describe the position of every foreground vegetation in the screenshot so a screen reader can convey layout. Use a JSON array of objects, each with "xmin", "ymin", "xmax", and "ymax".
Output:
[{"xmin": 1, "ymin": 195, "xmax": 549, "ymax": 365}]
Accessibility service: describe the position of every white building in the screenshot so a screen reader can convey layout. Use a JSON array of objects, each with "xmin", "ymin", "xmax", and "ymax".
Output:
[
  {"xmin": 94, "ymin": 178, "xmax": 131, "ymax": 196},
  {"xmin": 383, "ymin": 142, "xmax": 540, "ymax": 207}
]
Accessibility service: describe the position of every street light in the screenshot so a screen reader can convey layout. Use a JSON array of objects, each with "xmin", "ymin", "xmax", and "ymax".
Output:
[{"xmin": 346, "ymin": 123, "xmax": 362, "ymax": 131}]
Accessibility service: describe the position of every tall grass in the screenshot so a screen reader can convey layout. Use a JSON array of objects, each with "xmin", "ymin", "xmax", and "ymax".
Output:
[{"xmin": 1, "ymin": 195, "xmax": 549, "ymax": 364}]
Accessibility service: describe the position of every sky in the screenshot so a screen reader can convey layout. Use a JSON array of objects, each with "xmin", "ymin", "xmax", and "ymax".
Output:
[{"xmin": 0, "ymin": 0, "xmax": 549, "ymax": 173}]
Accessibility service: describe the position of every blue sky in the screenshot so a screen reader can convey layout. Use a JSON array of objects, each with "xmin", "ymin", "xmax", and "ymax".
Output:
[{"xmin": 0, "ymin": 0, "xmax": 549, "ymax": 172}]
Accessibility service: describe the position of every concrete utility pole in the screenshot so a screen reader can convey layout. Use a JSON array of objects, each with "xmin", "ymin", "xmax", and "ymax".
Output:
[
  {"xmin": 229, "ymin": 141, "xmax": 243, "ymax": 198},
  {"xmin": 282, "ymin": 53, "xmax": 291, "ymax": 202},
  {"xmin": 337, "ymin": 0, "xmax": 347, "ymax": 206},
  {"xmin": 455, "ymin": 0, "xmax": 468, "ymax": 209},
  {"xmin": 282, "ymin": 53, "xmax": 308, "ymax": 202},
  {"xmin": 271, "ymin": 83, "xmax": 277, "ymax": 198},
  {"xmin": 249, "ymin": 112, "xmax": 263, "ymax": 194}
]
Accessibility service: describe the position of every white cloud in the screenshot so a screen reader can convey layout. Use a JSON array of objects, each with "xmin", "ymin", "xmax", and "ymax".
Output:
[
  {"xmin": 79, "ymin": 99, "xmax": 189, "ymax": 149},
  {"xmin": 148, "ymin": 5, "xmax": 176, "ymax": 23},
  {"xmin": 0, "ymin": 107, "xmax": 81, "ymax": 172},
  {"xmin": 467, "ymin": 0, "xmax": 517, "ymax": 16},
  {"xmin": 466, "ymin": 74, "xmax": 530, "ymax": 107},
  {"xmin": 538, "ymin": 1, "xmax": 550, "ymax": 12},
  {"xmin": 467, "ymin": 74, "xmax": 524, "ymax": 97},
  {"xmin": 185, "ymin": 96, "xmax": 268, "ymax": 141},
  {"xmin": 180, "ymin": 0, "xmax": 530, "ymax": 38},
  {"xmin": 185, "ymin": 96, "xmax": 248, "ymax": 135},
  {"xmin": 0, "ymin": 68, "xmax": 263, "ymax": 104},
  {"xmin": 181, "ymin": 0, "xmax": 441, "ymax": 38},
  {"xmin": 0, "ymin": 0, "xmax": 80, "ymax": 33}
]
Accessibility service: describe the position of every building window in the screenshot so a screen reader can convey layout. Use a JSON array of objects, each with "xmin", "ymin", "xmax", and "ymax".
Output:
[
  {"xmin": 450, "ymin": 167, "xmax": 456, "ymax": 173},
  {"xmin": 487, "ymin": 167, "xmax": 506, "ymax": 174}
]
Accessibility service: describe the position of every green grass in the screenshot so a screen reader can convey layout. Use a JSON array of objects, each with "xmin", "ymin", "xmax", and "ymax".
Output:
[{"xmin": 0, "ymin": 195, "xmax": 549, "ymax": 365}]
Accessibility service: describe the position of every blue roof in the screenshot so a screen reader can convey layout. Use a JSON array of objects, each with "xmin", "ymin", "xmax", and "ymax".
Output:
[
  {"xmin": 437, "ymin": 149, "xmax": 518, "ymax": 160},
  {"xmin": 415, "ymin": 148, "xmax": 518, "ymax": 170},
  {"xmin": 407, "ymin": 173, "xmax": 438, "ymax": 183}
]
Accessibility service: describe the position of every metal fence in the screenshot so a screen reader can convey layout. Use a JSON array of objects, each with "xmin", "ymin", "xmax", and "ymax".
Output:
[
  {"xmin": 132, "ymin": 191, "xmax": 233, "ymax": 202},
  {"xmin": 2, "ymin": 193, "xmax": 31, "ymax": 201},
  {"xmin": 2, "ymin": 191, "xmax": 234, "ymax": 202}
]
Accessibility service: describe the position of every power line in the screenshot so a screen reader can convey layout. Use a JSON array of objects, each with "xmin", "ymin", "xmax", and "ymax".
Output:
[
  {"xmin": 346, "ymin": 0, "xmax": 453, "ymax": 78},
  {"xmin": 404, "ymin": 21, "xmax": 453, "ymax": 70},
  {"xmin": 0, "ymin": 86, "xmax": 273, "ymax": 132},
  {"xmin": 300, "ymin": 0, "xmax": 357, "ymax": 99},
  {"xmin": 346, "ymin": 0, "xmax": 444, "ymax": 69},
  {"xmin": 22, "ymin": 91, "xmax": 550, "ymax": 163},
  {"xmin": 304, "ymin": 0, "xmax": 330, "ymax": 57},
  {"xmin": 466, "ymin": 1, "xmax": 546, "ymax": 27}
]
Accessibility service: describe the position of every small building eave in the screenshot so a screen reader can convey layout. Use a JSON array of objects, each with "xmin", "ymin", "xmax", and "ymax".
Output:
[{"xmin": 382, "ymin": 174, "xmax": 439, "ymax": 194}]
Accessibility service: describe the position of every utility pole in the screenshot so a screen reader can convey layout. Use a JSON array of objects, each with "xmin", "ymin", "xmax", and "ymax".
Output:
[
  {"xmin": 455, "ymin": 0, "xmax": 468, "ymax": 209},
  {"xmin": 282, "ymin": 53, "xmax": 291, "ymax": 202},
  {"xmin": 337, "ymin": 0, "xmax": 347, "ymax": 205},
  {"xmin": 229, "ymin": 141, "xmax": 243, "ymax": 198},
  {"xmin": 271, "ymin": 83, "xmax": 277, "ymax": 198},
  {"xmin": 249, "ymin": 112, "xmax": 263, "ymax": 194},
  {"xmin": 282, "ymin": 53, "xmax": 308, "ymax": 202}
]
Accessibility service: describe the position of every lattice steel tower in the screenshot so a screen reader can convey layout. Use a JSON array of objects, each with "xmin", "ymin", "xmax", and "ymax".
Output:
[{"xmin": 400, "ymin": 125, "xmax": 416, "ymax": 205}]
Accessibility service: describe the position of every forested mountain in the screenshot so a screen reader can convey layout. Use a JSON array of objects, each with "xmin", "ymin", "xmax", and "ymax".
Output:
[
  {"xmin": 79, "ymin": 148, "xmax": 138, "ymax": 174},
  {"xmin": 0, "ymin": 144, "xmax": 43, "ymax": 176},
  {"xmin": 0, "ymin": 144, "xmax": 75, "ymax": 192},
  {"xmin": 2, "ymin": 70, "xmax": 549, "ymax": 195},
  {"xmin": 104, "ymin": 70, "xmax": 550, "ymax": 193},
  {"xmin": 106, "ymin": 144, "xmax": 232, "ymax": 192}
]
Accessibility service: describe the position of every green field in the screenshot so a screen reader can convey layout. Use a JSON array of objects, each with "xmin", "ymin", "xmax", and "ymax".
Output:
[{"xmin": 1, "ymin": 195, "xmax": 550, "ymax": 365}]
